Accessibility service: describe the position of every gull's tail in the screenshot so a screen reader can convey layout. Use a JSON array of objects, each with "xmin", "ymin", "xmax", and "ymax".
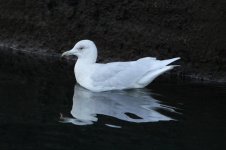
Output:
[{"xmin": 137, "ymin": 57, "xmax": 180, "ymax": 86}]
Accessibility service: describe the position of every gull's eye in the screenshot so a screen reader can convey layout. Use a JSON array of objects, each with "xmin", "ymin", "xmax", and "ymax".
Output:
[{"xmin": 78, "ymin": 46, "xmax": 84, "ymax": 51}]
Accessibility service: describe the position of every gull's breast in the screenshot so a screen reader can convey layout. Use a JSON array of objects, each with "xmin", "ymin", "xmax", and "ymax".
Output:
[{"xmin": 74, "ymin": 63, "xmax": 94, "ymax": 90}]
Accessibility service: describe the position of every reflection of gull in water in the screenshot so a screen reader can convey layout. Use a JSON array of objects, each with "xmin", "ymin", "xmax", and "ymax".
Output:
[{"xmin": 60, "ymin": 84, "xmax": 176, "ymax": 126}]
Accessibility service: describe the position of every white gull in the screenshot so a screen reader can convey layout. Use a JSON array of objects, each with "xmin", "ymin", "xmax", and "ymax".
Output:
[{"xmin": 62, "ymin": 40, "xmax": 180, "ymax": 92}]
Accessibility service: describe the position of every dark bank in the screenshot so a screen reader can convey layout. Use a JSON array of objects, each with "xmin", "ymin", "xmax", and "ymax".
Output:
[{"xmin": 0, "ymin": 0, "xmax": 225, "ymax": 81}]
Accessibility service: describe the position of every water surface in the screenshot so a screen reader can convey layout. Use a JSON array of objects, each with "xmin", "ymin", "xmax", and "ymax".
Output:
[{"xmin": 0, "ymin": 51, "xmax": 225, "ymax": 149}]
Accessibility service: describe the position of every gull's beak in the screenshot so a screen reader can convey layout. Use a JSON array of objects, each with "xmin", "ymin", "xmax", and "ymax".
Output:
[{"xmin": 61, "ymin": 50, "xmax": 74, "ymax": 57}]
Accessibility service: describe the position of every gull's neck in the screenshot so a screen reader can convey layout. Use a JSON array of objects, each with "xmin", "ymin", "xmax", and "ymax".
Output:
[{"xmin": 76, "ymin": 58, "xmax": 96, "ymax": 66}]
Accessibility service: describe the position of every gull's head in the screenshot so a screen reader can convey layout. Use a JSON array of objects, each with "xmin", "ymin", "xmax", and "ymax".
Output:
[{"xmin": 62, "ymin": 40, "xmax": 97, "ymax": 63}]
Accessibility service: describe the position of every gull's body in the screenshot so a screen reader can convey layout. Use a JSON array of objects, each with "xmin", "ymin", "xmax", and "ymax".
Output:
[{"xmin": 62, "ymin": 40, "xmax": 180, "ymax": 92}]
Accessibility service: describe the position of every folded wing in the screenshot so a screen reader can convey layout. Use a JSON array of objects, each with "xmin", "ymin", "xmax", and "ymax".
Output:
[{"xmin": 91, "ymin": 57, "xmax": 180, "ymax": 89}]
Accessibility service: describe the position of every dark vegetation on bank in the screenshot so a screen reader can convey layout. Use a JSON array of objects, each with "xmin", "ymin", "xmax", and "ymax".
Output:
[{"xmin": 0, "ymin": 0, "xmax": 225, "ymax": 82}]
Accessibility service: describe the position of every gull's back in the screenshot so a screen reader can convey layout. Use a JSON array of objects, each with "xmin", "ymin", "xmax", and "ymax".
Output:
[{"xmin": 87, "ymin": 57, "xmax": 180, "ymax": 91}]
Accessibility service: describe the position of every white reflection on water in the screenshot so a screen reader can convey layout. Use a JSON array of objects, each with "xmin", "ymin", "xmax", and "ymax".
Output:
[{"xmin": 60, "ymin": 84, "xmax": 176, "ymax": 126}]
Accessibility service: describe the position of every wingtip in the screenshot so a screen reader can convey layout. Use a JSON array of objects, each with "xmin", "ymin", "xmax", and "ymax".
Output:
[
  {"xmin": 161, "ymin": 57, "xmax": 181, "ymax": 66},
  {"xmin": 174, "ymin": 57, "xmax": 181, "ymax": 61}
]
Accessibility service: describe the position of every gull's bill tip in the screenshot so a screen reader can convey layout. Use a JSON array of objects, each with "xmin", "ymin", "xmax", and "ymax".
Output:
[{"xmin": 61, "ymin": 51, "xmax": 70, "ymax": 57}]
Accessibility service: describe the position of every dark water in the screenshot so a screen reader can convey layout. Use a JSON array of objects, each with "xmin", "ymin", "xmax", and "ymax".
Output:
[{"xmin": 0, "ymin": 51, "xmax": 225, "ymax": 149}]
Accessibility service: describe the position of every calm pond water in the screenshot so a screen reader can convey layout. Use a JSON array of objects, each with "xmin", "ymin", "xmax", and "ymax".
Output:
[{"xmin": 0, "ymin": 50, "xmax": 225, "ymax": 149}]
